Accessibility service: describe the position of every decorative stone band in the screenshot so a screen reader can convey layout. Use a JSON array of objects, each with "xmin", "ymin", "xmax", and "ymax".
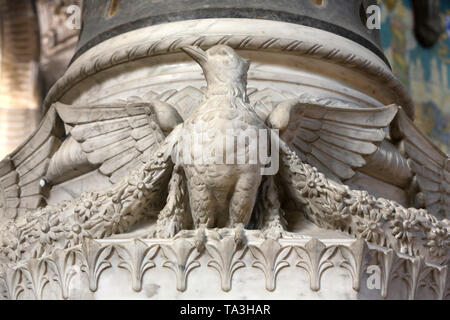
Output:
[
  {"xmin": 0, "ymin": 234, "xmax": 447, "ymax": 300},
  {"xmin": 0, "ymin": 132, "xmax": 446, "ymax": 272},
  {"xmin": 43, "ymin": 19, "xmax": 414, "ymax": 118}
]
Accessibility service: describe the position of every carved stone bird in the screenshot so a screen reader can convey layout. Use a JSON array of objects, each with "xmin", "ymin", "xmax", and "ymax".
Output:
[
  {"xmin": 0, "ymin": 45, "xmax": 448, "ymax": 267},
  {"xmin": 163, "ymin": 45, "xmax": 268, "ymax": 240}
]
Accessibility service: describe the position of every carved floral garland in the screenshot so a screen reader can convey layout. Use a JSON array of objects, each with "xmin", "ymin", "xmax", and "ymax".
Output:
[
  {"xmin": 0, "ymin": 149, "xmax": 172, "ymax": 268},
  {"xmin": 0, "ymin": 136, "xmax": 448, "ymax": 273},
  {"xmin": 279, "ymin": 140, "xmax": 449, "ymax": 264}
]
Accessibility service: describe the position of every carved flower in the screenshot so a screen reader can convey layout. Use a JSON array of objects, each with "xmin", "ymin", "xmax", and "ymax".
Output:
[
  {"xmin": 346, "ymin": 191, "xmax": 376, "ymax": 216},
  {"xmin": 356, "ymin": 211, "xmax": 384, "ymax": 244},
  {"xmin": 74, "ymin": 192, "xmax": 99, "ymax": 222},
  {"xmin": 322, "ymin": 199, "xmax": 351, "ymax": 230},
  {"xmin": 127, "ymin": 174, "xmax": 147, "ymax": 200},
  {"xmin": 0, "ymin": 224, "xmax": 34, "ymax": 262},
  {"xmin": 422, "ymin": 209, "xmax": 439, "ymax": 226},
  {"xmin": 36, "ymin": 216, "xmax": 63, "ymax": 246},
  {"xmin": 298, "ymin": 168, "xmax": 325, "ymax": 198},
  {"xmin": 424, "ymin": 226, "xmax": 449, "ymax": 258},
  {"xmin": 64, "ymin": 223, "xmax": 91, "ymax": 248},
  {"xmin": 0, "ymin": 235, "xmax": 27, "ymax": 262},
  {"xmin": 377, "ymin": 198, "xmax": 398, "ymax": 220},
  {"xmin": 133, "ymin": 182, "xmax": 146, "ymax": 200},
  {"xmin": 390, "ymin": 210, "xmax": 419, "ymax": 243}
]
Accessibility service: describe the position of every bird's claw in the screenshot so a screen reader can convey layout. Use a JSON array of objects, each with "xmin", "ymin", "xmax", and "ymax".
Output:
[
  {"xmin": 262, "ymin": 221, "xmax": 286, "ymax": 240},
  {"xmin": 233, "ymin": 223, "xmax": 246, "ymax": 249},
  {"xmin": 194, "ymin": 225, "xmax": 207, "ymax": 252}
]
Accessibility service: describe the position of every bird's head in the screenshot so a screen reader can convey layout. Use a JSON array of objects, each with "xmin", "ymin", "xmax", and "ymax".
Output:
[{"xmin": 182, "ymin": 45, "xmax": 250, "ymax": 100}]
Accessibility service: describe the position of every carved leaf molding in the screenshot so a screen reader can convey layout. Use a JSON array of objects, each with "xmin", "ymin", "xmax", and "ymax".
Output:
[
  {"xmin": 335, "ymin": 239, "xmax": 367, "ymax": 292},
  {"xmin": 393, "ymin": 255, "xmax": 424, "ymax": 300},
  {"xmin": 420, "ymin": 264, "xmax": 448, "ymax": 300},
  {"xmin": 115, "ymin": 239, "xmax": 159, "ymax": 292},
  {"xmin": 0, "ymin": 268, "xmax": 24, "ymax": 300},
  {"xmin": 294, "ymin": 238, "xmax": 336, "ymax": 292},
  {"xmin": 161, "ymin": 238, "xmax": 201, "ymax": 292},
  {"xmin": 249, "ymin": 238, "xmax": 292, "ymax": 292},
  {"xmin": 390, "ymin": 255, "xmax": 447, "ymax": 300},
  {"xmin": 75, "ymin": 239, "xmax": 113, "ymax": 292},
  {"xmin": 370, "ymin": 245, "xmax": 396, "ymax": 299},
  {"xmin": 21, "ymin": 258, "xmax": 50, "ymax": 300},
  {"xmin": 46, "ymin": 248, "xmax": 77, "ymax": 300},
  {"xmin": 0, "ymin": 236, "xmax": 447, "ymax": 299},
  {"xmin": 205, "ymin": 235, "xmax": 247, "ymax": 292}
]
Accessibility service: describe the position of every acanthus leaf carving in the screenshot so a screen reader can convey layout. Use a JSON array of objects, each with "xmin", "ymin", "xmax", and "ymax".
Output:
[
  {"xmin": 0, "ymin": 236, "xmax": 446, "ymax": 299},
  {"xmin": 46, "ymin": 248, "xmax": 77, "ymax": 300},
  {"xmin": 434, "ymin": 264, "xmax": 448, "ymax": 300},
  {"xmin": 249, "ymin": 238, "xmax": 292, "ymax": 292},
  {"xmin": 390, "ymin": 254, "xmax": 445, "ymax": 300},
  {"xmin": 116, "ymin": 239, "xmax": 159, "ymax": 292},
  {"xmin": 0, "ymin": 268, "xmax": 23, "ymax": 300},
  {"xmin": 0, "ymin": 43, "xmax": 447, "ymax": 300},
  {"xmin": 336, "ymin": 239, "xmax": 367, "ymax": 292},
  {"xmin": 398, "ymin": 255, "xmax": 423, "ymax": 300},
  {"xmin": 205, "ymin": 234, "xmax": 247, "ymax": 292},
  {"xmin": 370, "ymin": 245, "xmax": 396, "ymax": 299},
  {"xmin": 416, "ymin": 262, "xmax": 448, "ymax": 300},
  {"xmin": 75, "ymin": 238, "xmax": 113, "ymax": 292},
  {"xmin": 294, "ymin": 238, "xmax": 336, "ymax": 292},
  {"xmin": 21, "ymin": 258, "xmax": 49, "ymax": 300},
  {"xmin": 161, "ymin": 238, "xmax": 201, "ymax": 292}
]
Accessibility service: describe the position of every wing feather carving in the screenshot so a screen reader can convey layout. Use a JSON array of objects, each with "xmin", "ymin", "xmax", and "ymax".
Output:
[
  {"xmin": 53, "ymin": 101, "xmax": 177, "ymax": 186},
  {"xmin": 0, "ymin": 106, "xmax": 63, "ymax": 220},
  {"xmin": 70, "ymin": 115, "xmax": 148, "ymax": 141},
  {"xmin": 0, "ymin": 100, "xmax": 182, "ymax": 222},
  {"xmin": 268, "ymin": 99, "xmax": 398, "ymax": 182},
  {"xmin": 86, "ymin": 136, "xmax": 136, "ymax": 165},
  {"xmin": 321, "ymin": 121, "xmax": 386, "ymax": 141},
  {"xmin": 393, "ymin": 109, "xmax": 449, "ymax": 218},
  {"xmin": 100, "ymin": 149, "xmax": 141, "ymax": 176},
  {"xmin": 80, "ymin": 128, "xmax": 133, "ymax": 152}
]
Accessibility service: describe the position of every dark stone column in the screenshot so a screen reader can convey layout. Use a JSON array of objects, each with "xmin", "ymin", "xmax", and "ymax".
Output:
[{"xmin": 74, "ymin": 0, "xmax": 387, "ymax": 66}]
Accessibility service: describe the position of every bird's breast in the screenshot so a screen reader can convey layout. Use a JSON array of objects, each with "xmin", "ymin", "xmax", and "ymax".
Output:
[
  {"xmin": 187, "ymin": 97, "xmax": 265, "ymax": 129},
  {"xmin": 178, "ymin": 98, "xmax": 268, "ymax": 168}
]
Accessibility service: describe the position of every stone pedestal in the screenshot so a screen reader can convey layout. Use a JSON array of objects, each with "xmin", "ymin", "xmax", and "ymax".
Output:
[
  {"xmin": 0, "ymin": 0, "xmax": 448, "ymax": 301},
  {"xmin": 2, "ymin": 230, "xmax": 445, "ymax": 300}
]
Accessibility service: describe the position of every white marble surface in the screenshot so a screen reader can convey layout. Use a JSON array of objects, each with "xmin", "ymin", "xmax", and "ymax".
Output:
[{"xmin": 2, "ymin": 233, "xmax": 443, "ymax": 300}]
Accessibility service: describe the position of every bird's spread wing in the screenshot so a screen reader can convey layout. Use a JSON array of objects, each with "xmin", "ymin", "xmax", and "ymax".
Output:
[
  {"xmin": 394, "ymin": 108, "xmax": 449, "ymax": 218},
  {"xmin": 277, "ymin": 139, "xmax": 448, "ymax": 264},
  {"xmin": 267, "ymin": 99, "xmax": 398, "ymax": 182},
  {"xmin": 54, "ymin": 101, "xmax": 170, "ymax": 184},
  {"xmin": 0, "ymin": 100, "xmax": 182, "ymax": 223},
  {"xmin": 0, "ymin": 105, "xmax": 64, "ymax": 220},
  {"xmin": 0, "ymin": 136, "xmax": 176, "ymax": 265}
]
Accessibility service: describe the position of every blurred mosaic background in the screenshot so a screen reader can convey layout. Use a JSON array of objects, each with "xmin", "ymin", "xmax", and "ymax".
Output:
[{"xmin": 380, "ymin": 0, "xmax": 450, "ymax": 153}]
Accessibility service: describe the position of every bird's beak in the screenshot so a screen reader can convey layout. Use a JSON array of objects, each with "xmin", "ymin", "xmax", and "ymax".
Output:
[{"xmin": 181, "ymin": 46, "xmax": 208, "ymax": 65}]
